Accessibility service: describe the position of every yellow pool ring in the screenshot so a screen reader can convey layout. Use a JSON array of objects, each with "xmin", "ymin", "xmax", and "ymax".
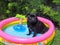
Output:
[
  {"xmin": 41, "ymin": 30, "xmax": 55, "ymax": 44},
  {"xmin": 1, "ymin": 20, "xmax": 55, "ymax": 45},
  {"xmin": 0, "ymin": 37, "xmax": 3, "ymax": 42}
]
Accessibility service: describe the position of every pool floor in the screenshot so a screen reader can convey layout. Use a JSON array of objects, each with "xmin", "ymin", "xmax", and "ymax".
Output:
[{"xmin": 3, "ymin": 24, "xmax": 42, "ymax": 38}]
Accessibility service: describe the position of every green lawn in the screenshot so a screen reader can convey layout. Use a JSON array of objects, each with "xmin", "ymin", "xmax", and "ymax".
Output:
[{"xmin": 51, "ymin": 30, "xmax": 60, "ymax": 45}]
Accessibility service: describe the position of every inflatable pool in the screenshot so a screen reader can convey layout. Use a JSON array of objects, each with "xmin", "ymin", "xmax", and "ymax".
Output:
[{"xmin": 0, "ymin": 17, "xmax": 55, "ymax": 45}]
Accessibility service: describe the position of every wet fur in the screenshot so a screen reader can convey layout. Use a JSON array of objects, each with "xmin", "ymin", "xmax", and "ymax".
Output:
[{"xmin": 27, "ymin": 14, "xmax": 48, "ymax": 37}]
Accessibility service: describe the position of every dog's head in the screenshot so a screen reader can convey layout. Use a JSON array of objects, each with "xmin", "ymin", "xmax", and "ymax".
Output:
[{"xmin": 27, "ymin": 14, "xmax": 38, "ymax": 24}]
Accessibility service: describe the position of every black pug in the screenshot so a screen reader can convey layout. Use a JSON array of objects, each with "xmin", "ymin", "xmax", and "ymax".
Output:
[{"xmin": 27, "ymin": 14, "xmax": 49, "ymax": 37}]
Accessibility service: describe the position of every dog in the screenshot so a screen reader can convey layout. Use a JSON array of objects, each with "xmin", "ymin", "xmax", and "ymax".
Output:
[{"xmin": 26, "ymin": 14, "xmax": 48, "ymax": 37}]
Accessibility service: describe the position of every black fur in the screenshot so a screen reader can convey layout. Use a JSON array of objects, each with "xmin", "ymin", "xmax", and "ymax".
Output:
[{"xmin": 27, "ymin": 14, "xmax": 48, "ymax": 37}]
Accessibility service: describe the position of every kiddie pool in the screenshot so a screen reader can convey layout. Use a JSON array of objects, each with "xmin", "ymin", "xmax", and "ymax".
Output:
[{"xmin": 0, "ymin": 17, "xmax": 55, "ymax": 45}]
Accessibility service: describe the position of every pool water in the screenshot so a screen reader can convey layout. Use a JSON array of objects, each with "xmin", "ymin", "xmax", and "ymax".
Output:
[
  {"xmin": 3, "ymin": 24, "xmax": 42, "ymax": 38},
  {"xmin": 3, "ymin": 24, "xmax": 43, "ymax": 45}
]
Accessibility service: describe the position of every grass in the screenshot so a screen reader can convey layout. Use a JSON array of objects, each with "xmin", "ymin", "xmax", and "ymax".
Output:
[{"xmin": 51, "ymin": 30, "xmax": 60, "ymax": 45}]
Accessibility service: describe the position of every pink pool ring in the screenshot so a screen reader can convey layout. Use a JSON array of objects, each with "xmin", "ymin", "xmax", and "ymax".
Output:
[{"xmin": 0, "ymin": 17, "xmax": 55, "ymax": 45}]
